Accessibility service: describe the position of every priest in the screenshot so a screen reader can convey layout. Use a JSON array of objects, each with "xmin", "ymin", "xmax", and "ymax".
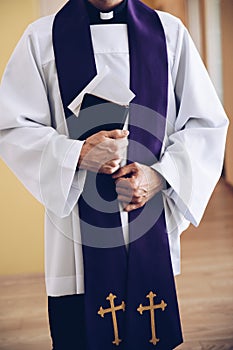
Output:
[{"xmin": 0, "ymin": 0, "xmax": 228, "ymax": 349}]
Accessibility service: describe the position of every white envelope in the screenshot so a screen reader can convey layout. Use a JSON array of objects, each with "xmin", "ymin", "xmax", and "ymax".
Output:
[{"xmin": 68, "ymin": 65, "xmax": 135, "ymax": 116}]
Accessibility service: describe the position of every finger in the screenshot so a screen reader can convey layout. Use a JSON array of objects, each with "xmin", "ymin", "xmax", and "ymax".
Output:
[
  {"xmin": 114, "ymin": 137, "xmax": 129, "ymax": 149},
  {"xmin": 121, "ymin": 202, "xmax": 129, "ymax": 211},
  {"xmin": 121, "ymin": 194, "xmax": 145, "ymax": 204},
  {"xmin": 117, "ymin": 194, "xmax": 133, "ymax": 202},
  {"xmin": 115, "ymin": 177, "xmax": 133, "ymax": 189},
  {"xmin": 117, "ymin": 191, "xmax": 143, "ymax": 203},
  {"xmin": 99, "ymin": 164, "xmax": 120, "ymax": 174},
  {"xmin": 104, "ymin": 129, "xmax": 129, "ymax": 139},
  {"xmin": 124, "ymin": 204, "xmax": 138, "ymax": 212},
  {"xmin": 123, "ymin": 201, "xmax": 145, "ymax": 212},
  {"xmin": 105, "ymin": 159, "xmax": 121, "ymax": 168},
  {"xmin": 112, "ymin": 164, "xmax": 135, "ymax": 179},
  {"xmin": 115, "ymin": 186, "xmax": 132, "ymax": 196},
  {"xmin": 98, "ymin": 137, "xmax": 128, "ymax": 155}
]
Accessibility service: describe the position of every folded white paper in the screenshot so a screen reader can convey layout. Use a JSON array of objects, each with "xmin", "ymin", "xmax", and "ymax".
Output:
[{"xmin": 68, "ymin": 65, "xmax": 135, "ymax": 116}]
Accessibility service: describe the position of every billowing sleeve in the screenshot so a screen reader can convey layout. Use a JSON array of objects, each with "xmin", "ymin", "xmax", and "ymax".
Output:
[
  {"xmin": 0, "ymin": 26, "xmax": 86, "ymax": 218},
  {"xmin": 152, "ymin": 22, "xmax": 229, "ymax": 227}
]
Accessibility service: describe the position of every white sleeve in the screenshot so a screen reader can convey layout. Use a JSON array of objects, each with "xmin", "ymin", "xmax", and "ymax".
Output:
[
  {"xmin": 0, "ymin": 26, "xmax": 86, "ymax": 218},
  {"xmin": 152, "ymin": 22, "xmax": 229, "ymax": 227}
]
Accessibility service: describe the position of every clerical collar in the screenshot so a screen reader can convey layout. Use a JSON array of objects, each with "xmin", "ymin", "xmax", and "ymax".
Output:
[{"xmin": 85, "ymin": 0, "xmax": 127, "ymax": 25}]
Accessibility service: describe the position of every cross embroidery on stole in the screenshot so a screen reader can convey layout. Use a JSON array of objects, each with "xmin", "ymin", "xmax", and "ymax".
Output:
[
  {"xmin": 137, "ymin": 291, "xmax": 167, "ymax": 346},
  {"xmin": 98, "ymin": 293, "xmax": 126, "ymax": 346}
]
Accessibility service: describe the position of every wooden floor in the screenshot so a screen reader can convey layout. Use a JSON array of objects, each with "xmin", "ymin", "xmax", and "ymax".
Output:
[
  {"xmin": 0, "ymin": 179, "xmax": 233, "ymax": 350},
  {"xmin": 176, "ymin": 179, "xmax": 233, "ymax": 350}
]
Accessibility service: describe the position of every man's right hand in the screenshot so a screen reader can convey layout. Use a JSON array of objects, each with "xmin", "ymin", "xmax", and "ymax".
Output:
[{"xmin": 77, "ymin": 129, "xmax": 129, "ymax": 174}]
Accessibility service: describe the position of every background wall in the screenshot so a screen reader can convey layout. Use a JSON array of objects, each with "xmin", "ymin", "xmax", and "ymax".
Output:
[
  {"xmin": 144, "ymin": 0, "xmax": 187, "ymax": 25},
  {"xmin": 0, "ymin": 0, "xmax": 44, "ymax": 275},
  {"xmin": 40, "ymin": 0, "xmax": 66, "ymax": 16}
]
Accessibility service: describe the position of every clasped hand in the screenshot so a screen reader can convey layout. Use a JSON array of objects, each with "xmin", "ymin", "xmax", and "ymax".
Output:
[{"xmin": 78, "ymin": 130, "xmax": 164, "ymax": 212}]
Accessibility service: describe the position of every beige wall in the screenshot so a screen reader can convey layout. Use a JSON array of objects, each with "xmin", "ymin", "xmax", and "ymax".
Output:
[
  {"xmin": 40, "ymin": 0, "xmax": 66, "ymax": 16},
  {"xmin": 0, "ymin": 0, "xmax": 44, "ymax": 275},
  {"xmin": 143, "ymin": 0, "xmax": 187, "ymax": 25}
]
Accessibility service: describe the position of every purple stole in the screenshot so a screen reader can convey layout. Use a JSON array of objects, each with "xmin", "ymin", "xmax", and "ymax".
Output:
[{"xmin": 53, "ymin": 0, "xmax": 183, "ymax": 349}]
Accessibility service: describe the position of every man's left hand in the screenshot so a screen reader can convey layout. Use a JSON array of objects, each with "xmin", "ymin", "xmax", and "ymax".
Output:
[{"xmin": 112, "ymin": 162, "xmax": 165, "ymax": 212}]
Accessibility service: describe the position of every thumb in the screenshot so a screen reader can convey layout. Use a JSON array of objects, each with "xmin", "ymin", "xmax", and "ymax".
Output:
[
  {"xmin": 105, "ymin": 129, "xmax": 129, "ymax": 139},
  {"xmin": 112, "ymin": 164, "xmax": 133, "ymax": 179}
]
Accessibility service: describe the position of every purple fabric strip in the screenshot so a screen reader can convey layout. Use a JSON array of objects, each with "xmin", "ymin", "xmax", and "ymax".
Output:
[
  {"xmin": 52, "ymin": 0, "xmax": 183, "ymax": 348},
  {"xmin": 53, "ymin": 0, "xmax": 97, "ymax": 118}
]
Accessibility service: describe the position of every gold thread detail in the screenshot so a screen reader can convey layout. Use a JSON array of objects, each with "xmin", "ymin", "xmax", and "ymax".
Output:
[
  {"xmin": 137, "ymin": 291, "xmax": 167, "ymax": 346},
  {"xmin": 98, "ymin": 293, "xmax": 125, "ymax": 346}
]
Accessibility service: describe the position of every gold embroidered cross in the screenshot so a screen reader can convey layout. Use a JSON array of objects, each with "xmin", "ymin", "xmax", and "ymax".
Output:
[
  {"xmin": 137, "ymin": 291, "xmax": 167, "ymax": 346},
  {"xmin": 98, "ymin": 293, "xmax": 125, "ymax": 346}
]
